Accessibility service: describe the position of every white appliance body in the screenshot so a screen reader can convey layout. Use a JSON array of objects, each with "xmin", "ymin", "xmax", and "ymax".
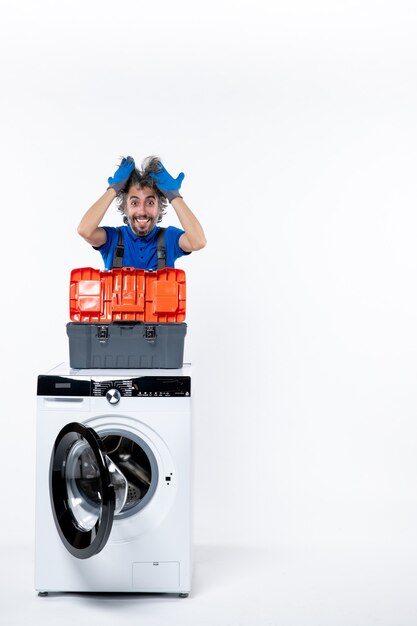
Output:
[{"xmin": 35, "ymin": 364, "xmax": 192, "ymax": 595}]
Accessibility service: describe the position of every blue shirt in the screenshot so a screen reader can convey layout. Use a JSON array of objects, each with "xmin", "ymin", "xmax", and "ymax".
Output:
[{"xmin": 94, "ymin": 225, "xmax": 191, "ymax": 270}]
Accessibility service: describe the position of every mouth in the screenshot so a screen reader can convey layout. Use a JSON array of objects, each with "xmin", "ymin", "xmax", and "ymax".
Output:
[{"xmin": 133, "ymin": 216, "xmax": 151, "ymax": 227}]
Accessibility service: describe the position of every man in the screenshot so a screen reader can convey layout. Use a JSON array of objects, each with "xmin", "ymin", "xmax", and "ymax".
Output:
[{"xmin": 78, "ymin": 156, "xmax": 206, "ymax": 269}]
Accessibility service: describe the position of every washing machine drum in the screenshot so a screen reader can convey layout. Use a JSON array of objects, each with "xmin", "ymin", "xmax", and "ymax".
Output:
[{"xmin": 50, "ymin": 422, "xmax": 141, "ymax": 559}]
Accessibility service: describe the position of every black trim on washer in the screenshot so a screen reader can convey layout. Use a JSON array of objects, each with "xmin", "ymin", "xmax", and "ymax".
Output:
[
  {"xmin": 38, "ymin": 375, "xmax": 191, "ymax": 397},
  {"xmin": 49, "ymin": 422, "xmax": 115, "ymax": 559}
]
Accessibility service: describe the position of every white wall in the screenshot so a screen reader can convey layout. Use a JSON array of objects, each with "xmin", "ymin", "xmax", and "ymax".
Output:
[{"xmin": 1, "ymin": 0, "xmax": 417, "ymax": 554}]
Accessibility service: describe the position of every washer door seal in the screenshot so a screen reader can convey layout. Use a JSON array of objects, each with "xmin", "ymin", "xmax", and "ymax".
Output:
[{"xmin": 50, "ymin": 422, "xmax": 115, "ymax": 559}]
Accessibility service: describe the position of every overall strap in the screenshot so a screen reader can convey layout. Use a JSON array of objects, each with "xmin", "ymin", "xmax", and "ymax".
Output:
[
  {"xmin": 112, "ymin": 227, "xmax": 124, "ymax": 268},
  {"xmin": 113, "ymin": 226, "xmax": 166, "ymax": 269},
  {"xmin": 157, "ymin": 227, "xmax": 166, "ymax": 269}
]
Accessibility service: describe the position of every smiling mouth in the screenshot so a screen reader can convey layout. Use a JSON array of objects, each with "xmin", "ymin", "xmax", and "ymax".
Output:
[{"xmin": 134, "ymin": 216, "xmax": 151, "ymax": 226}]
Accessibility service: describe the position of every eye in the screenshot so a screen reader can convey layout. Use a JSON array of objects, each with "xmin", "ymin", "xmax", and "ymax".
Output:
[{"xmin": 146, "ymin": 199, "xmax": 155, "ymax": 206}]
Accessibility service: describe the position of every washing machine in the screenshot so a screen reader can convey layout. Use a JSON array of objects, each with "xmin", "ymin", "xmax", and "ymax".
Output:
[{"xmin": 35, "ymin": 363, "xmax": 192, "ymax": 597}]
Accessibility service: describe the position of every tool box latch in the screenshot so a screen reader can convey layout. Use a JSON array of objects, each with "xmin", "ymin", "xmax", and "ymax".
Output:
[
  {"xmin": 97, "ymin": 326, "xmax": 109, "ymax": 343},
  {"xmin": 144, "ymin": 326, "xmax": 157, "ymax": 342}
]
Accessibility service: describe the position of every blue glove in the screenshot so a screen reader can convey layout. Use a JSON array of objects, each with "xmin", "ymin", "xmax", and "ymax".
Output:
[
  {"xmin": 149, "ymin": 162, "xmax": 184, "ymax": 202},
  {"xmin": 107, "ymin": 156, "xmax": 135, "ymax": 193}
]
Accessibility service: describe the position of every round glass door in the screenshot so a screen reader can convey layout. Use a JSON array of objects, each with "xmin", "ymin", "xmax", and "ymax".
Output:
[
  {"xmin": 50, "ymin": 422, "xmax": 116, "ymax": 559},
  {"xmin": 99, "ymin": 431, "xmax": 158, "ymax": 518}
]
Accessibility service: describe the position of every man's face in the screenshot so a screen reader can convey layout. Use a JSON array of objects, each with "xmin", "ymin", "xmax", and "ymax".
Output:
[{"xmin": 124, "ymin": 185, "xmax": 160, "ymax": 237}]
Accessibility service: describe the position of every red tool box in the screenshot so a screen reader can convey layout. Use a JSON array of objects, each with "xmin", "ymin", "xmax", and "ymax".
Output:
[
  {"xmin": 67, "ymin": 267, "xmax": 187, "ymax": 369},
  {"xmin": 69, "ymin": 266, "xmax": 186, "ymax": 323}
]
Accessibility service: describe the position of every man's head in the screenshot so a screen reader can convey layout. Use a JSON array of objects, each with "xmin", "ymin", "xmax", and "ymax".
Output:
[{"xmin": 116, "ymin": 156, "xmax": 167, "ymax": 237}]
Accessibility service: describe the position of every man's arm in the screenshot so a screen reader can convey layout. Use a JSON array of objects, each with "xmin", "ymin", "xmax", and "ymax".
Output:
[
  {"xmin": 77, "ymin": 188, "xmax": 117, "ymax": 247},
  {"xmin": 78, "ymin": 156, "xmax": 135, "ymax": 247},
  {"xmin": 149, "ymin": 161, "xmax": 207, "ymax": 253},
  {"xmin": 171, "ymin": 197, "xmax": 207, "ymax": 252}
]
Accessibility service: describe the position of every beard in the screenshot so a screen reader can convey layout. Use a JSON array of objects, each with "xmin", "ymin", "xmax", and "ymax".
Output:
[{"xmin": 127, "ymin": 214, "xmax": 157, "ymax": 237}]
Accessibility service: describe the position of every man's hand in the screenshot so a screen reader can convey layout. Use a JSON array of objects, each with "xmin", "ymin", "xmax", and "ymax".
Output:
[
  {"xmin": 150, "ymin": 162, "xmax": 185, "ymax": 202},
  {"xmin": 107, "ymin": 156, "xmax": 135, "ymax": 193}
]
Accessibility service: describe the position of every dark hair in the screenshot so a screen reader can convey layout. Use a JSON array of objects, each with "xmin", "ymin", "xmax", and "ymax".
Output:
[{"xmin": 116, "ymin": 156, "xmax": 167, "ymax": 224}]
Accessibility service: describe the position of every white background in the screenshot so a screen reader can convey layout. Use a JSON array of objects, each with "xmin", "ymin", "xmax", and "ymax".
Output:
[{"xmin": 1, "ymin": 0, "xmax": 417, "ymax": 624}]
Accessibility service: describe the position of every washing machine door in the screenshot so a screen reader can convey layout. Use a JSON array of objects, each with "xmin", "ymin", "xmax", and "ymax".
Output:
[{"xmin": 50, "ymin": 422, "xmax": 116, "ymax": 559}]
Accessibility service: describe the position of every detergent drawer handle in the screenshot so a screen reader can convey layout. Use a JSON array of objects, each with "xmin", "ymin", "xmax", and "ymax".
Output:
[{"xmin": 42, "ymin": 397, "xmax": 86, "ymax": 407}]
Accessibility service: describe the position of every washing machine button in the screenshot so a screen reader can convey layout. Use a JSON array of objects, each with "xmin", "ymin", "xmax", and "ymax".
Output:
[{"xmin": 106, "ymin": 388, "xmax": 121, "ymax": 404}]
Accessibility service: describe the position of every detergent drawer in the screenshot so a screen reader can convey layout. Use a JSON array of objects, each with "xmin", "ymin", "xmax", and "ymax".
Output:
[{"xmin": 66, "ymin": 322, "xmax": 187, "ymax": 369}]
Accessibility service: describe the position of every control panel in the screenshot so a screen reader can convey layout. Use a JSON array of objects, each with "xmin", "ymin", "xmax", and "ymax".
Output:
[{"xmin": 38, "ymin": 375, "xmax": 191, "ymax": 397}]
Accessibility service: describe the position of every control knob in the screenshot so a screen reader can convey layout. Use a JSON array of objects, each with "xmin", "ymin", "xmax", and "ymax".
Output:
[{"xmin": 106, "ymin": 388, "xmax": 121, "ymax": 404}]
